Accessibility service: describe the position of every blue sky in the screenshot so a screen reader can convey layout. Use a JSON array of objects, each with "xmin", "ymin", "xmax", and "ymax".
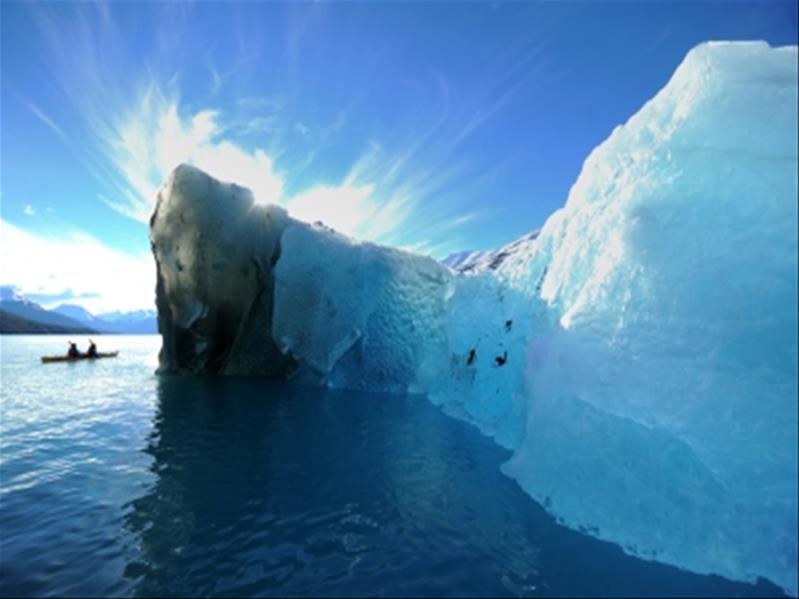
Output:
[{"xmin": 1, "ymin": 1, "xmax": 796, "ymax": 311}]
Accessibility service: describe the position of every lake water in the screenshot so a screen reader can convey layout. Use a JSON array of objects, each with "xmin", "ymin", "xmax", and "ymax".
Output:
[{"xmin": 0, "ymin": 335, "xmax": 785, "ymax": 597}]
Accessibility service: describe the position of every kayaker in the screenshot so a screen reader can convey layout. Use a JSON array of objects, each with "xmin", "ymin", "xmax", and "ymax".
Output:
[
  {"xmin": 86, "ymin": 339, "xmax": 98, "ymax": 358},
  {"xmin": 67, "ymin": 341, "xmax": 80, "ymax": 358}
]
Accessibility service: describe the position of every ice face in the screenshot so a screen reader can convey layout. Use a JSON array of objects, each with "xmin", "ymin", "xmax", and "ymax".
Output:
[
  {"xmin": 272, "ymin": 221, "xmax": 452, "ymax": 392},
  {"xmin": 150, "ymin": 41, "xmax": 797, "ymax": 594},
  {"xmin": 498, "ymin": 40, "xmax": 798, "ymax": 594}
]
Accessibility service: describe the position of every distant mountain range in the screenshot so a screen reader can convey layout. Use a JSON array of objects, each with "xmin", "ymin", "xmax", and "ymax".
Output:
[
  {"xmin": 0, "ymin": 287, "xmax": 157, "ymax": 334},
  {"xmin": 0, "ymin": 309, "xmax": 100, "ymax": 335},
  {"xmin": 54, "ymin": 305, "xmax": 157, "ymax": 333}
]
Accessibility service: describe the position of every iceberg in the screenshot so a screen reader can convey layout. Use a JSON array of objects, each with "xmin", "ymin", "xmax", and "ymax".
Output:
[
  {"xmin": 498, "ymin": 41, "xmax": 798, "ymax": 595},
  {"xmin": 150, "ymin": 41, "xmax": 797, "ymax": 594}
]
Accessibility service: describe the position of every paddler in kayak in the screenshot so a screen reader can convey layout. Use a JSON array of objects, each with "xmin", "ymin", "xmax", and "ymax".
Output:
[
  {"xmin": 86, "ymin": 339, "xmax": 98, "ymax": 358},
  {"xmin": 67, "ymin": 341, "xmax": 80, "ymax": 358}
]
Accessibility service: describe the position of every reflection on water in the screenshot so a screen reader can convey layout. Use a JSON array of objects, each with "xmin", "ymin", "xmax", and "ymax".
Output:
[
  {"xmin": 120, "ymin": 377, "xmax": 783, "ymax": 597},
  {"xmin": 0, "ymin": 336, "xmax": 786, "ymax": 597},
  {"xmin": 123, "ymin": 378, "xmax": 535, "ymax": 596}
]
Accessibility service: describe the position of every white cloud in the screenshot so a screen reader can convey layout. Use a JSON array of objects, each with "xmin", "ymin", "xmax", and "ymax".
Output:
[
  {"xmin": 0, "ymin": 218, "xmax": 155, "ymax": 313},
  {"xmin": 97, "ymin": 83, "xmax": 421, "ymax": 241},
  {"xmin": 102, "ymin": 88, "xmax": 285, "ymax": 220},
  {"xmin": 24, "ymin": 205, "xmax": 36, "ymax": 216},
  {"xmin": 24, "ymin": 2, "xmax": 481, "ymax": 260},
  {"xmin": 287, "ymin": 183, "xmax": 377, "ymax": 236},
  {"xmin": 208, "ymin": 59, "xmax": 222, "ymax": 95}
]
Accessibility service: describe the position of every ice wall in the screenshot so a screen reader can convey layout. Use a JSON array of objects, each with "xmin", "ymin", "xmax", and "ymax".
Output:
[
  {"xmin": 498, "ymin": 40, "xmax": 798, "ymax": 594},
  {"xmin": 272, "ymin": 221, "xmax": 452, "ymax": 392},
  {"xmin": 150, "ymin": 41, "xmax": 797, "ymax": 594}
]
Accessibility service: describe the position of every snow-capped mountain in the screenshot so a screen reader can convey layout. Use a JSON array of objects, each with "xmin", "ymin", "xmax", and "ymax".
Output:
[
  {"xmin": 0, "ymin": 287, "xmax": 96, "ymax": 331},
  {"xmin": 441, "ymin": 230, "xmax": 540, "ymax": 273},
  {"xmin": 54, "ymin": 304, "xmax": 157, "ymax": 333},
  {"xmin": 94, "ymin": 309, "xmax": 157, "ymax": 333},
  {"xmin": 52, "ymin": 304, "xmax": 102, "ymax": 325},
  {"xmin": 0, "ymin": 287, "xmax": 156, "ymax": 334}
]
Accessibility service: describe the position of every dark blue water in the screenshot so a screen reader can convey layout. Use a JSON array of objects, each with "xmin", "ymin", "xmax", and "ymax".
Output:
[{"xmin": 0, "ymin": 336, "xmax": 785, "ymax": 597}]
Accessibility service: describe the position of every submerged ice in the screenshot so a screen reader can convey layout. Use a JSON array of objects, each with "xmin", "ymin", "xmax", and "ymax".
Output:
[{"xmin": 150, "ymin": 41, "xmax": 798, "ymax": 594}]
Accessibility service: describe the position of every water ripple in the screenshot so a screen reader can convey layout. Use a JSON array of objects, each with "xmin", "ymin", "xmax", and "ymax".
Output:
[{"xmin": 1, "ymin": 335, "xmax": 786, "ymax": 597}]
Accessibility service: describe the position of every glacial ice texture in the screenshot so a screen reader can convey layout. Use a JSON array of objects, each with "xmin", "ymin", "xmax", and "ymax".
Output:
[
  {"xmin": 151, "ymin": 41, "xmax": 798, "ymax": 594},
  {"xmin": 499, "ymin": 40, "xmax": 798, "ymax": 594}
]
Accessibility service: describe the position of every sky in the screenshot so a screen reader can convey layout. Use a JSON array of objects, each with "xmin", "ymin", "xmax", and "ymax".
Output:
[{"xmin": 1, "ymin": 1, "xmax": 796, "ymax": 313}]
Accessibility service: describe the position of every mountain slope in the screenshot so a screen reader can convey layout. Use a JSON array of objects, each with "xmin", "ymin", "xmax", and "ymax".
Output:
[
  {"xmin": 95, "ymin": 310, "xmax": 157, "ymax": 334},
  {"xmin": 0, "ymin": 288, "xmax": 156, "ymax": 334},
  {"xmin": 53, "ymin": 304, "xmax": 103, "ymax": 326},
  {"xmin": 0, "ymin": 297, "xmax": 98, "ymax": 331},
  {"xmin": 441, "ymin": 230, "xmax": 540, "ymax": 273},
  {"xmin": 0, "ymin": 309, "xmax": 97, "ymax": 334}
]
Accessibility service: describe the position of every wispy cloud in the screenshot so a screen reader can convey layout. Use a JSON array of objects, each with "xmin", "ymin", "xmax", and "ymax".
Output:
[
  {"xmin": 93, "ymin": 82, "xmax": 424, "ymax": 242},
  {"xmin": 24, "ymin": 101, "xmax": 70, "ymax": 143},
  {"xmin": 23, "ymin": 2, "xmax": 505, "ymax": 257},
  {"xmin": 449, "ymin": 41, "xmax": 544, "ymax": 148},
  {"xmin": 26, "ymin": 289, "xmax": 101, "ymax": 306},
  {"xmin": 23, "ymin": 3, "xmax": 413, "ymax": 242},
  {"xmin": 236, "ymin": 95, "xmax": 288, "ymax": 112},
  {"xmin": 23, "ymin": 205, "xmax": 36, "ymax": 216}
]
